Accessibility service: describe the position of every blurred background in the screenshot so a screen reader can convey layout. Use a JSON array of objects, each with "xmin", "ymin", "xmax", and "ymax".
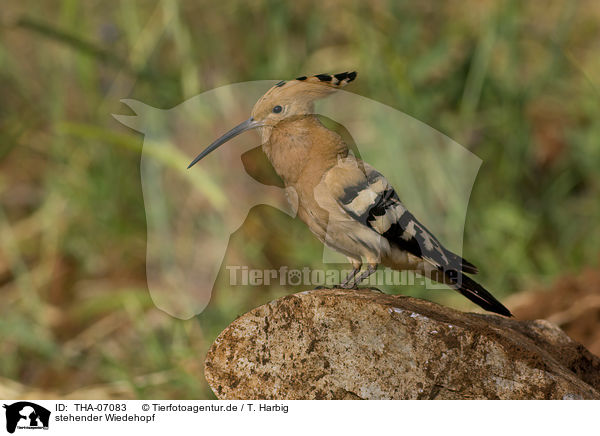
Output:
[{"xmin": 1, "ymin": 0, "xmax": 599, "ymax": 399}]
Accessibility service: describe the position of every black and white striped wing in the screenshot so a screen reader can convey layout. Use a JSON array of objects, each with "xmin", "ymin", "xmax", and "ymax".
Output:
[{"xmin": 325, "ymin": 159, "xmax": 476, "ymax": 273}]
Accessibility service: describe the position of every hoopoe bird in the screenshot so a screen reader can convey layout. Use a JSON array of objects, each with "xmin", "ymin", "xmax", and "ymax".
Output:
[{"xmin": 188, "ymin": 72, "xmax": 512, "ymax": 317}]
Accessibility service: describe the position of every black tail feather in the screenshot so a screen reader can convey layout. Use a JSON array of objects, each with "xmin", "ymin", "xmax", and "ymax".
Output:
[
  {"xmin": 446, "ymin": 271, "xmax": 512, "ymax": 317},
  {"xmin": 460, "ymin": 258, "xmax": 479, "ymax": 274},
  {"xmin": 445, "ymin": 251, "xmax": 479, "ymax": 274}
]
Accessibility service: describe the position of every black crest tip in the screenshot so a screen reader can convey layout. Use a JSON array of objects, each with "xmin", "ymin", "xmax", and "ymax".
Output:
[
  {"xmin": 334, "ymin": 72, "xmax": 348, "ymax": 81},
  {"xmin": 315, "ymin": 74, "xmax": 332, "ymax": 82}
]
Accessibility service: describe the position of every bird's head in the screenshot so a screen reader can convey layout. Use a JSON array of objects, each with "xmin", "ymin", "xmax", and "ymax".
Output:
[{"xmin": 187, "ymin": 72, "xmax": 356, "ymax": 169}]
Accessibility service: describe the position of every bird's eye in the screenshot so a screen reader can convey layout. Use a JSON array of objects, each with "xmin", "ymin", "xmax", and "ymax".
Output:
[{"xmin": 272, "ymin": 105, "xmax": 283, "ymax": 114}]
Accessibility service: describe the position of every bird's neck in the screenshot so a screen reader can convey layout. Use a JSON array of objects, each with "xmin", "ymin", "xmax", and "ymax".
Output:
[{"xmin": 262, "ymin": 115, "xmax": 348, "ymax": 186}]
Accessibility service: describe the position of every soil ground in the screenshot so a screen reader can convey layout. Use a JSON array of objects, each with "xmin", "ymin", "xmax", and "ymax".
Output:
[{"xmin": 509, "ymin": 268, "xmax": 600, "ymax": 357}]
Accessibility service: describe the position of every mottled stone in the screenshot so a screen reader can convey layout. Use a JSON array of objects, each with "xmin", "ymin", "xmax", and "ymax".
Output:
[{"xmin": 205, "ymin": 289, "xmax": 600, "ymax": 399}]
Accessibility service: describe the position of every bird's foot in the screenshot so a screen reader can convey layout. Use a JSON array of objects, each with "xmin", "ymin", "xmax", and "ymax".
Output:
[
  {"xmin": 340, "ymin": 266, "xmax": 361, "ymax": 289},
  {"xmin": 351, "ymin": 265, "xmax": 377, "ymax": 287},
  {"xmin": 337, "ymin": 284, "xmax": 383, "ymax": 293}
]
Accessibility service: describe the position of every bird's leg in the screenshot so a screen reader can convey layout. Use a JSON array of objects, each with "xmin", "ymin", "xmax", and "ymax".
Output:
[
  {"xmin": 350, "ymin": 263, "xmax": 377, "ymax": 289},
  {"xmin": 340, "ymin": 258, "xmax": 362, "ymax": 289},
  {"xmin": 340, "ymin": 267, "xmax": 360, "ymax": 288}
]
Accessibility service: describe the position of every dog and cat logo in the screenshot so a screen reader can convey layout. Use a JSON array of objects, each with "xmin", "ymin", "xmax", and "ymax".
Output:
[{"xmin": 2, "ymin": 402, "xmax": 50, "ymax": 433}]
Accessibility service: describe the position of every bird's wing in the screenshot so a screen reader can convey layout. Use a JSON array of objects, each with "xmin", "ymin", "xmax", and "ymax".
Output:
[{"xmin": 323, "ymin": 156, "xmax": 477, "ymax": 273}]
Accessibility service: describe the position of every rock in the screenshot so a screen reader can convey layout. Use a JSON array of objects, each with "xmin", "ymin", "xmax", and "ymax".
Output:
[{"xmin": 204, "ymin": 289, "xmax": 600, "ymax": 399}]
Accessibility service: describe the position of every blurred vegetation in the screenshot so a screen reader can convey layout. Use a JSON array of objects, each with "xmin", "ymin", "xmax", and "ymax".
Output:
[{"xmin": 0, "ymin": 0, "xmax": 599, "ymax": 398}]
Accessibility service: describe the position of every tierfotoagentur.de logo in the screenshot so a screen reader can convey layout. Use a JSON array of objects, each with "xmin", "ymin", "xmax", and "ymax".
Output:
[{"xmin": 3, "ymin": 402, "xmax": 50, "ymax": 434}]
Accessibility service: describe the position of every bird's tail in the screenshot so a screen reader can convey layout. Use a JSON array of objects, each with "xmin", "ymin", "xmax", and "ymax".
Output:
[
  {"xmin": 444, "ymin": 250, "xmax": 479, "ymax": 274},
  {"xmin": 445, "ymin": 271, "xmax": 513, "ymax": 317},
  {"xmin": 460, "ymin": 258, "xmax": 478, "ymax": 274}
]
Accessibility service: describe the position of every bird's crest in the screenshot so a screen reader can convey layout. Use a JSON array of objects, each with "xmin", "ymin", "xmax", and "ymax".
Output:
[
  {"xmin": 294, "ymin": 71, "xmax": 357, "ymax": 87},
  {"xmin": 266, "ymin": 71, "xmax": 356, "ymax": 98},
  {"xmin": 252, "ymin": 72, "xmax": 357, "ymax": 117}
]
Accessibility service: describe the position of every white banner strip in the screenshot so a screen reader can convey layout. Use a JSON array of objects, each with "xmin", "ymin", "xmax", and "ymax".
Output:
[{"xmin": 0, "ymin": 400, "xmax": 596, "ymax": 435}]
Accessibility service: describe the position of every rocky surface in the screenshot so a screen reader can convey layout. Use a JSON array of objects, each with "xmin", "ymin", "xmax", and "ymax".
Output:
[{"xmin": 204, "ymin": 288, "xmax": 600, "ymax": 399}]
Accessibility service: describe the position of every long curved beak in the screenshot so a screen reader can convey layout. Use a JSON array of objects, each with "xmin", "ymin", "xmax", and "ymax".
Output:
[{"xmin": 187, "ymin": 117, "xmax": 259, "ymax": 169}]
